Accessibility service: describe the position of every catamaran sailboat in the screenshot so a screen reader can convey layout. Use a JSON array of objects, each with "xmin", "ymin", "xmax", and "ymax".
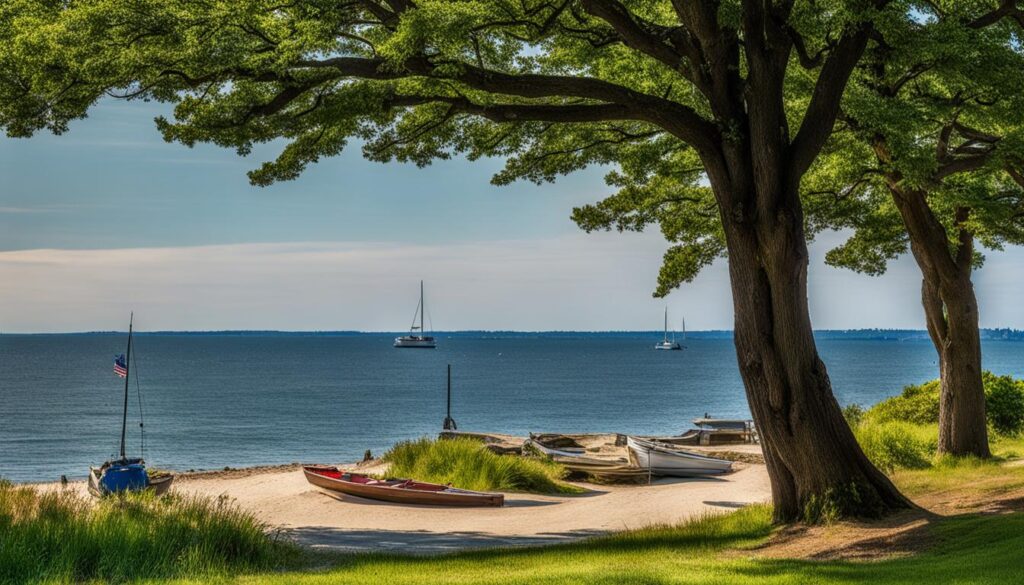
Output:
[
  {"xmin": 654, "ymin": 307, "xmax": 682, "ymax": 350},
  {"xmin": 394, "ymin": 280, "xmax": 437, "ymax": 349}
]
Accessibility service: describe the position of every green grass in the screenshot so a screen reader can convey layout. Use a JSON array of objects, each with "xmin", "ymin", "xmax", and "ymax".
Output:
[
  {"xmin": 892, "ymin": 455, "xmax": 1024, "ymax": 501},
  {"xmin": 0, "ymin": 480, "xmax": 299, "ymax": 584},
  {"xmin": 850, "ymin": 415, "xmax": 1024, "ymax": 474},
  {"xmin": 382, "ymin": 437, "xmax": 583, "ymax": 495},
  {"xmin": 854, "ymin": 420, "xmax": 938, "ymax": 472},
  {"xmin": 7, "ymin": 464, "xmax": 1024, "ymax": 584},
  {"xmin": 150, "ymin": 504, "xmax": 1024, "ymax": 585}
]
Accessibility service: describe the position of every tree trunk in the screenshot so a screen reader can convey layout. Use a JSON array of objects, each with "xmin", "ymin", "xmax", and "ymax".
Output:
[
  {"xmin": 895, "ymin": 191, "xmax": 990, "ymax": 458},
  {"xmin": 920, "ymin": 267, "xmax": 990, "ymax": 458},
  {"xmin": 713, "ymin": 158, "xmax": 912, "ymax": 521},
  {"xmin": 722, "ymin": 220, "xmax": 911, "ymax": 522},
  {"xmin": 686, "ymin": 17, "xmax": 912, "ymax": 521}
]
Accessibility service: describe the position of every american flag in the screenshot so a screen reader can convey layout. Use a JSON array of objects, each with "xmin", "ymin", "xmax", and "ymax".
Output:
[{"xmin": 114, "ymin": 354, "xmax": 128, "ymax": 378}]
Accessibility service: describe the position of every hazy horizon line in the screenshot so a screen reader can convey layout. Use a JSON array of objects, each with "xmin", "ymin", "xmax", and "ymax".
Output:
[{"xmin": 3, "ymin": 328, "xmax": 1022, "ymax": 336}]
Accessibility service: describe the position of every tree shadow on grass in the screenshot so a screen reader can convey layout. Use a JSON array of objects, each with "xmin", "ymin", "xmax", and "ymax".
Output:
[{"xmin": 286, "ymin": 526, "xmax": 610, "ymax": 554}]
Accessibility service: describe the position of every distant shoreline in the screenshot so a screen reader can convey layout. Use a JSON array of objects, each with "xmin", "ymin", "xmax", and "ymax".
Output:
[{"xmin": 2, "ymin": 328, "xmax": 1023, "ymax": 340}]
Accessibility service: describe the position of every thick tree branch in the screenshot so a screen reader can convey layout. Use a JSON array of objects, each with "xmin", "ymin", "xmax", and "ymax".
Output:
[
  {"xmin": 968, "ymin": 0, "xmax": 1024, "ymax": 29},
  {"xmin": 789, "ymin": 24, "xmax": 873, "ymax": 180},
  {"xmin": 786, "ymin": 25, "xmax": 827, "ymax": 69},
  {"xmin": 934, "ymin": 152, "xmax": 995, "ymax": 180},
  {"xmin": 388, "ymin": 95, "xmax": 641, "ymax": 124},
  {"xmin": 295, "ymin": 55, "xmax": 720, "ymax": 151},
  {"xmin": 578, "ymin": 0, "xmax": 683, "ymax": 70}
]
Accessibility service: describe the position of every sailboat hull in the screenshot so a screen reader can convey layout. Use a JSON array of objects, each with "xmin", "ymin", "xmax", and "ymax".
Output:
[
  {"xmin": 87, "ymin": 460, "xmax": 175, "ymax": 498},
  {"xmin": 393, "ymin": 336, "xmax": 436, "ymax": 348},
  {"xmin": 654, "ymin": 342, "xmax": 682, "ymax": 350}
]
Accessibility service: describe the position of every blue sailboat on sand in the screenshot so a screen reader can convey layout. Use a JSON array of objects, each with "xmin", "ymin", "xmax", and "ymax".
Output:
[{"xmin": 87, "ymin": 313, "xmax": 173, "ymax": 497}]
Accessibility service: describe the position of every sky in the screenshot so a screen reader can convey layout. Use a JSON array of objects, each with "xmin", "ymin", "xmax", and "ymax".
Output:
[{"xmin": 1, "ymin": 99, "xmax": 1021, "ymax": 333}]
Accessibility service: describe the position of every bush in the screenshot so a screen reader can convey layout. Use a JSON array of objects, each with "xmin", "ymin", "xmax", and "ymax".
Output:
[
  {"xmin": 854, "ymin": 421, "xmax": 936, "ymax": 472},
  {"xmin": 984, "ymin": 372, "xmax": 1024, "ymax": 437},
  {"xmin": 869, "ymin": 380, "xmax": 941, "ymax": 426},
  {"xmin": 383, "ymin": 437, "xmax": 581, "ymax": 494},
  {"xmin": 866, "ymin": 372, "xmax": 1024, "ymax": 437},
  {"xmin": 842, "ymin": 403, "xmax": 865, "ymax": 428},
  {"xmin": 0, "ymin": 480, "xmax": 297, "ymax": 584}
]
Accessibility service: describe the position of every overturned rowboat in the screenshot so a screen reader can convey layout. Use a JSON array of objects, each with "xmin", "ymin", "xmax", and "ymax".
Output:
[
  {"xmin": 626, "ymin": 436, "xmax": 733, "ymax": 476},
  {"xmin": 302, "ymin": 465, "xmax": 504, "ymax": 507}
]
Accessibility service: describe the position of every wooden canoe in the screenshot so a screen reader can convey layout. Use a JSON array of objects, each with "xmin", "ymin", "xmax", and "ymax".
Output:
[{"xmin": 302, "ymin": 466, "xmax": 504, "ymax": 507}]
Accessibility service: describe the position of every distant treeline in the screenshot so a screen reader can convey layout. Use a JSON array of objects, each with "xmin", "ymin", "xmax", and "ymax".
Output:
[{"xmin": 4, "ymin": 329, "xmax": 1023, "ymax": 340}]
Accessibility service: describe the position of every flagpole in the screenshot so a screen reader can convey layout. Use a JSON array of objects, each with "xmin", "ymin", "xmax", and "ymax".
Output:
[{"xmin": 120, "ymin": 313, "xmax": 133, "ymax": 460}]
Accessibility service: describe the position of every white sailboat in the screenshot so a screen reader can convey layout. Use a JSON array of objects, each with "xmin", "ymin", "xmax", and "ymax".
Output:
[
  {"xmin": 394, "ymin": 280, "xmax": 437, "ymax": 349},
  {"xmin": 654, "ymin": 307, "xmax": 682, "ymax": 350}
]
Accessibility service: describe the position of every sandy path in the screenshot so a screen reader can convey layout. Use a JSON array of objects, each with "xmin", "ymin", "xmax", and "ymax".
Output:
[
  {"xmin": 40, "ymin": 449, "xmax": 770, "ymax": 553},
  {"xmin": 174, "ymin": 463, "xmax": 770, "ymax": 553}
]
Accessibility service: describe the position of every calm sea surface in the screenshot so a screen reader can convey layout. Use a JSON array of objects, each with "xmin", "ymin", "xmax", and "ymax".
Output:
[{"xmin": 1, "ymin": 334, "xmax": 1022, "ymax": 482}]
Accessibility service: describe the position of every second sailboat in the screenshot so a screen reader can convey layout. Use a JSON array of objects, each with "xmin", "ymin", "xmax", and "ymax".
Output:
[{"xmin": 394, "ymin": 280, "xmax": 437, "ymax": 348}]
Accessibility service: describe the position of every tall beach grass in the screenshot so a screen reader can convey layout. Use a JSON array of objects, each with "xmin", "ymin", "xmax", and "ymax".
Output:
[
  {"xmin": 0, "ymin": 480, "xmax": 297, "ymax": 584},
  {"xmin": 382, "ymin": 437, "xmax": 583, "ymax": 494}
]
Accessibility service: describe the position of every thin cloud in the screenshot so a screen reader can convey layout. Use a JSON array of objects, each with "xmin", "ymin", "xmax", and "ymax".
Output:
[
  {"xmin": 0, "ymin": 236, "xmax": 1020, "ymax": 333},
  {"xmin": 0, "ymin": 204, "xmax": 86, "ymax": 214}
]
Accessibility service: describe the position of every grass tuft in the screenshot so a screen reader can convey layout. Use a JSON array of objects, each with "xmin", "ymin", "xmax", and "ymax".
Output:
[
  {"xmin": 0, "ymin": 479, "xmax": 299, "ymax": 584},
  {"xmin": 382, "ymin": 437, "xmax": 583, "ymax": 494},
  {"xmin": 854, "ymin": 420, "xmax": 937, "ymax": 472}
]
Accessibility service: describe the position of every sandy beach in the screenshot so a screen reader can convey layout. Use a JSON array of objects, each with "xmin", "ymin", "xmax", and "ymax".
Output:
[{"xmin": 42, "ymin": 442, "xmax": 770, "ymax": 554}]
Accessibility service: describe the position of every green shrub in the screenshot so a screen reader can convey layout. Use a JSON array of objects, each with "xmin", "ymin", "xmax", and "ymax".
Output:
[
  {"xmin": 383, "ymin": 437, "xmax": 582, "ymax": 494},
  {"xmin": 866, "ymin": 373, "xmax": 1024, "ymax": 437},
  {"xmin": 842, "ymin": 403, "xmax": 865, "ymax": 427},
  {"xmin": 0, "ymin": 480, "xmax": 297, "ymax": 584},
  {"xmin": 984, "ymin": 372, "xmax": 1024, "ymax": 436},
  {"xmin": 869, "ymin": 380, "xmax": 941, "ymax": 425},
  {"xmin": 854, "ymin": 421, "xmax": 936, "ymax": 472}
]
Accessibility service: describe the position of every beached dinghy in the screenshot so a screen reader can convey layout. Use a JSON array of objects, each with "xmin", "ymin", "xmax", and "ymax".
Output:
[
  {"xmin": 303, "ymin": 466, "xmax": 504, "ymax": 507},
  {"xmin": 524, "ymin": 440, "xmax": 649, "ymax": 480},
  {"xmin": 626, "ymin": 436, "xmax": 733, "ymax": 476},
  {"xmin": 88, "ymin": 313, "xmax": 174, "ymax": 497},
  {"xmin": 88, "ymin": 461, "xmax": 173, "ymax": 498}
]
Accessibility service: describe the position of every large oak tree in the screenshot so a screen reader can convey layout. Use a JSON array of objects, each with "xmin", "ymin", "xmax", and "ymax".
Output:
[
  {"xmin": 807, "ymin": 2, "xmax": 1024, "ymax": 457},
  {"xmin": 10, "ymin": 0, "xmax": 1014, "ymax": 521}
]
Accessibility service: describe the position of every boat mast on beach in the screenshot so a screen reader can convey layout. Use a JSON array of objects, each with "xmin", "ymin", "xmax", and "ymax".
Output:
[
  {"xmin": 654, "ymin": 307, "xmax": 682, "ymax": 351},
  {"xmin": 394, "ymin": 280, "xmax": 437, "ymax": 348},
  {"xmin": 87, "ymin": 313, "xmax": 173, "ymax": 497}
]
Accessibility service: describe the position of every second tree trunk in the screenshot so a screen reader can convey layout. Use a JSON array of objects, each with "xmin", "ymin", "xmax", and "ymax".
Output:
[{"xmin": 921, "ymin": 274, "xmax": 991, "ymax": 458}]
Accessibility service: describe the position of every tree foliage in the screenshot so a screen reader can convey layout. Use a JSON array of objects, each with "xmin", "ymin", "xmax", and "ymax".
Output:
[
  {"xmin": 0, "ymin": 1, "xmax": 106, "ymax": 136},
  {"xmin": 807, "ymin": 1, "xmax": 1024, "ymax": 275}
]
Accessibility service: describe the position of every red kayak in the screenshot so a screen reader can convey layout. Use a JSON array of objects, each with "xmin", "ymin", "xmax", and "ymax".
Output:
[{"xmin": 303, "ymin": 465, "xmax": 504, "ymax": 507}]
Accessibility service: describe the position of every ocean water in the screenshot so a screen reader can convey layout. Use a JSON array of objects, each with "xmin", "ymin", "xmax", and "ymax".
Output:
[{"xmin": 1, "ymin": 333, "xmax": 1022, "ymax": 483}]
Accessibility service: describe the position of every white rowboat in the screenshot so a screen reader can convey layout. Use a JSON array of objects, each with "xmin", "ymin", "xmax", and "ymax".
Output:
[{"xmin": 626, "ymin": 436, "xmax": 733, "ymax": 476}]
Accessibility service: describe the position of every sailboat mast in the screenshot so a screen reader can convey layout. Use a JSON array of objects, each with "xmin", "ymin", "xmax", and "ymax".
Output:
[
  {"xmin": 420, "ymin": 280, "xmax": 425, "ymax": 335},
  {"xmin": 663, "ymin": 308, "xmax": 668, "ymax": 343},
  {"xmin": 119, "ymin": 313, "xmax": 133, "ymax": 460}
]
